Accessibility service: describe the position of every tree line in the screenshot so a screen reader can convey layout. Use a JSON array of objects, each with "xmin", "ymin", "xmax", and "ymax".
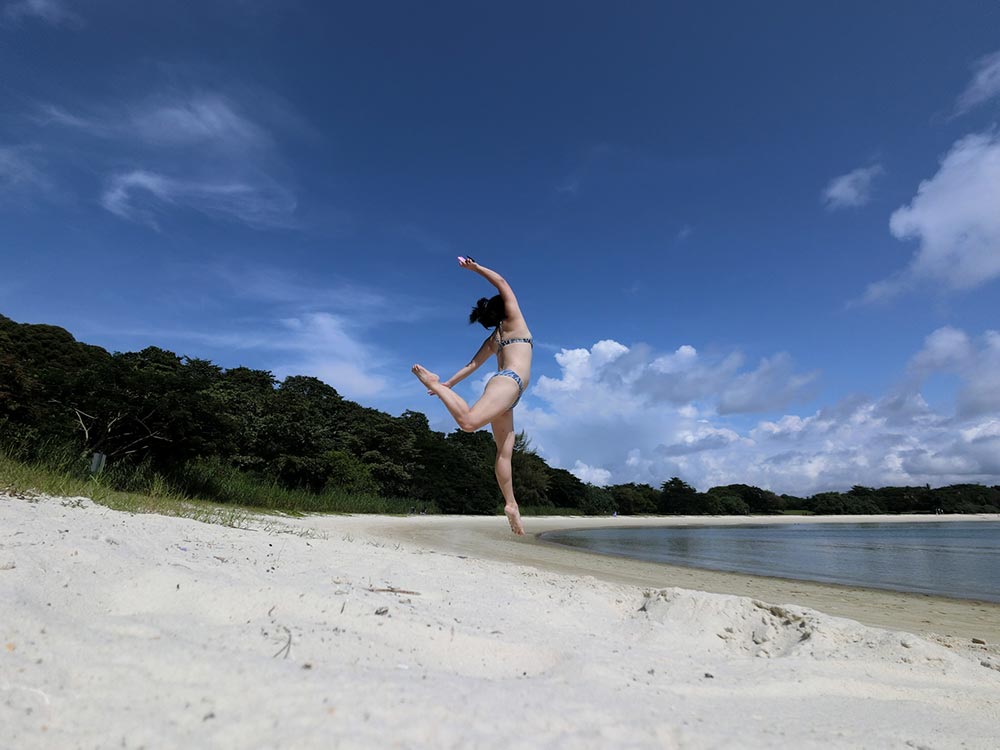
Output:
[{"xmin": 2, "ymin": 314, "xmax": 997, "ymax": 515}]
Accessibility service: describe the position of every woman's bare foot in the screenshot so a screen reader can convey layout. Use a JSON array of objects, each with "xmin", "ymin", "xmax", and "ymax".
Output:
[
  {"xmin": 504, "ymin": 504, "xmax": 525, "ymax": 535},
  {"xmin": 411, "ymin": 364, "xmax": 440, "ymax": 390}
]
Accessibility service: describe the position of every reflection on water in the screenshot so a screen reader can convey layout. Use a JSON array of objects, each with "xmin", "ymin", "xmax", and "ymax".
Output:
[{"xmin": 540, "ymin": 522, "xmax": 1000, "ymax": 602}]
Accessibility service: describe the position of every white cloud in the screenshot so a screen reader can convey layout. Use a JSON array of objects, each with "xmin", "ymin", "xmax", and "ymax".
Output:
[
  {"xmin": 909, "ymin": 327, "xmax": 1000, "ymax": 418},
  {"xmin": 535, "ymin": 340, "xmax": 815, "ymax": 417},
  {"xmin": 863, "ymin": 131, "xmax": 1000, "ymax": 302},
  {"xmin": 717, "ymin": 353, "xmax": 819, "ymax": 415},
  {"xmin": 822, "ymin": 164, "xmax": 883, "ymax": 210},
  {"xmin": 518, "ymin": 330, "xmax": 1000, "ymax": 496},
  {"xmin": 518, "ymin": 338, "xmax": 818, "ymax": 492},
  {"xmin": 571, "ymin": 461, "xmax": 612, "ymax": 486},
  {"xmin": 657, "ymin": 424, "xmax": 745, "ymax": 456},
  {"xmin": 956, "ymin": 50, "xmax": 1000, "ymax": 114},
  {"xmin": 101, "ymin": 170, "xmax": 297, "ymax": 230},
  {"xmin": 3, "ymin": 0, "xmax": 82, "ymax": 26}
]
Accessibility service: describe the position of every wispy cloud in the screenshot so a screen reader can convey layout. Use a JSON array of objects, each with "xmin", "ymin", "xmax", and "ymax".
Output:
[
  {"xmin": 132, "ymin": 94, "xmax": 271, "ymax": 151},
  {"xmin": 33, "ymin": 104, "xmax": 107, "ymax": 133},
  {"xmin": 108, "ymin": 313, "xmax": 390, "ymax": 401},
  {"xmin": 822, "ymin": 164, "xmax": 883, "ymax": 210},
  {"xmin": 269, "ymin": 313, "xmax": 388, "ymax": 398},
  {"xmin": 34, "ymin": 95, "xmax": 271, "ymax": 154},
  {"xmin": 0, "ymin": 145, "xmax": 50, "ymax": 193},
  {"xmin": 101, "ymin": 170, "xmax": 297, "ymax": 230},
  {"xmin": 555, "ymin": 176, "xmax": 580, "ymax": 197},
  {"xmin": 200, "ymin": 262, "xmax": 432, "ymax": 324},
  {"xmin": 2, "ymin": 0, "xmax": 82, "ymax": 27},
  {"xmin": 35, "ymin": 87, "xmax": 303, "ymax": 230},
  {"xmin": 861, "ymin": 131, "xmax": 1000, "ymax": 303},
  {"xmin": 956, "ymin": 50, "xmax": 1000, "ymax": 115}
]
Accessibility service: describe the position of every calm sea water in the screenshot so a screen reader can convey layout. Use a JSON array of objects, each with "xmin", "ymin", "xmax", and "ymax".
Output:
[{"xmin": 540, "ymin": 521, "xmax": 1000, "ymax": 602}]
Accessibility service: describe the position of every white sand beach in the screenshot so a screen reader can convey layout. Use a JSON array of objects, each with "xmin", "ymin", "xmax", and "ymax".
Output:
[{"xmin": 3, "ymin": 494, "xmax": 999, "ymax": 749}]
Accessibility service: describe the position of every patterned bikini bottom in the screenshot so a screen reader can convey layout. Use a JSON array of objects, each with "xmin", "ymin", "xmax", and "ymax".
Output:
[{"xmin": 489, "ymin": 369, "xmax": 525, "ymax": 410}]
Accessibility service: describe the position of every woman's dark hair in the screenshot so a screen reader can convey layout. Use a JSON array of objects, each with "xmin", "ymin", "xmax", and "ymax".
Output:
[{"xmin": 469, "ymin": 295, "xmax": 505, "ymax": 329}]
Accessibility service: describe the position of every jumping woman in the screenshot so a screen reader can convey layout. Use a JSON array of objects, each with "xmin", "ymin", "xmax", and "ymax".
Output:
[{"xmin": 411, "ymin": 256, "xmax": 532, "ymax": 535}]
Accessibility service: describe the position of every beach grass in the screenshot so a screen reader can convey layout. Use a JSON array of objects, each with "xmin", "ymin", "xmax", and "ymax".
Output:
[{"xmin": 0, "ymin": 444, "xmax": 423, "ymax": 526}]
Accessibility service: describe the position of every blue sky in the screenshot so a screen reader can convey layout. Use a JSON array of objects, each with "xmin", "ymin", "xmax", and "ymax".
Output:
[{"xmin": 2, "ymin": 1, "xmax": 1000, "ymax": 494}]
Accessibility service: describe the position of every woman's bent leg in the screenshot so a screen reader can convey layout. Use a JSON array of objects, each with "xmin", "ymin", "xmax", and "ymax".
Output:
[
  {"xmin": 412, "ymin": 364, "xmax": 518, "ymax": 432},
  {"xmin": 491, "ymin": 409, "xmax": 524, "ymax": 535}
]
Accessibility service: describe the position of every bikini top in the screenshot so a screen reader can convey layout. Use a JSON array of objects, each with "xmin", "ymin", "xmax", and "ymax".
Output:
[{"xmin": 495, "ymin": 321, "xmax": 533, "ymax": 349}]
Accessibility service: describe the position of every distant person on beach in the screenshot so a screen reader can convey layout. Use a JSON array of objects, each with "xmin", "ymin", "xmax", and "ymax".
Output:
[{"xmin": 411, "ymin": 257, "xmax": 533, "ymax": 535}]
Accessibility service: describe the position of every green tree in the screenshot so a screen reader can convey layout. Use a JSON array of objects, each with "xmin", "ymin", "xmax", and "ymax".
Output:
[
  {"xmin": 704, "ymin": 489, "xmax": 749, "ymax": 515},
  {"xmin": 546, "ymin": 467, "xmax": 588, "ymax": 510},
  {"xmin": 608, "ymin": 483, "xmax": 659, "ymax": 515},
  {"xmin": 707, "ymin": 484, "xmax": 783, "ymax": 514},
  {"xmin": 512, "ymin": 432, "xmax": 551, "ymax": 507},
  {"xmin": 581, "ymin": 484, "xmax": 617, "ymax": 515},
  {"xmin": 659, "ymin": 477, "xmax": 701, "ymax": 514}
]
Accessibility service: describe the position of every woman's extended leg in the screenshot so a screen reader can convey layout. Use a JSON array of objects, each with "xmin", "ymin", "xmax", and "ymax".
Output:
[
  {"xmin": 491, "ymin": 408, "xmax": 525, "ymax": 535},
  {"xmin": 411, "ymin": 364, "xmax": 518, "ymax": 432}
]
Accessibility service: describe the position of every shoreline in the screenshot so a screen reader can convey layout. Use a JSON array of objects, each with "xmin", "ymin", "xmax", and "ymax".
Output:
[{"xmin": 310, "ymin": 513, "xmax": 1000, "ymax": 644}]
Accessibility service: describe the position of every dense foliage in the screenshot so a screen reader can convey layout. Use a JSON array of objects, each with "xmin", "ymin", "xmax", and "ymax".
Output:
[{"xmin": 2, "ymin": 314, "xmax": 998, "ymax": 515}]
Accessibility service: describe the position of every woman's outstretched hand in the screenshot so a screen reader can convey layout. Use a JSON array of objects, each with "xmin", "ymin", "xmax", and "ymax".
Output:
[{"xmin": 457, "ymin": 255, "xmax": 477, "ymax": 270}]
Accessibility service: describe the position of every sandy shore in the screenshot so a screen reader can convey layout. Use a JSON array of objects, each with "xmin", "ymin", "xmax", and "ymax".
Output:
[
  {"xmin": 3, "ymin": 495, "xmax": 999, "ymax": 749},
  {"xmin": 333, "ymin": 513, "xmax": 1000, "ymax": 645}
]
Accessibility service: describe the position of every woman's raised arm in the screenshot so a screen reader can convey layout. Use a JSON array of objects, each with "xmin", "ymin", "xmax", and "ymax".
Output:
[
  {"xmin": 458, "ymin": 257, "xmax": 524, "ymax": 323},
  {"xmin": 440, "ymin": 334, "xmax": 497, "ymax": 390}
]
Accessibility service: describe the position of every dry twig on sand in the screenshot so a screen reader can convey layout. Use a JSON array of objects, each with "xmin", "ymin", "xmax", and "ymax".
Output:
[
  {"xmin": 367, "ymin": 586, "xmax": 421, "ymax": 596},
  {"xmin": 273, "ymin": 625, "xmax": 292, "ymax": 659}
]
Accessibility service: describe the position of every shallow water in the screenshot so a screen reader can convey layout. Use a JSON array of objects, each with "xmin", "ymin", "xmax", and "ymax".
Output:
[{"xmin": 540, "ymin": 521, "xmax": 1000, "ymax": 602}]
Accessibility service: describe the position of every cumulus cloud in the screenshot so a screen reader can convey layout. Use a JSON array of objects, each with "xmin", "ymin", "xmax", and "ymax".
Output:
[
  {"xmin": 3, "ymin": 0, "xmax": 82, "ymax": 26},
  {"xmin": 657, "ymin": 425, "xmax": 744, "ymax": 456},
  {"xmin": 717, "ymin": 353, "xmax": 819, "ymax": 414},
  {"xmin": 571, "ymin": 461, "xmax": 612, "ymax": 486},
  {"xmin": 518, "ymin": 330, "xmax": 1000, "ymax": 496},
  {"xmin": 101, "ymin": 170, "xmax": 297, "ymax": 230},
  {"xmin": 956, "ymin": 50, "xmax": 1000, "ymax": 114},
  {"xmin": 822, "ymin": 164, "xmax": 883, "ymax": 210},
  {"xmin": 862, "ymin": 131, "xmax": 1000, "ymax": 302},
  {"xmin": 518, "ymin": 338, "xmax": 817, "ymax": 490},
  {"xmin": 534, "ymin": 340, "xmax": 816, "ymax": 417},
  {"xmin": 909, "ymin": 327, "xmax": 1000, "ymax": 418}
]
